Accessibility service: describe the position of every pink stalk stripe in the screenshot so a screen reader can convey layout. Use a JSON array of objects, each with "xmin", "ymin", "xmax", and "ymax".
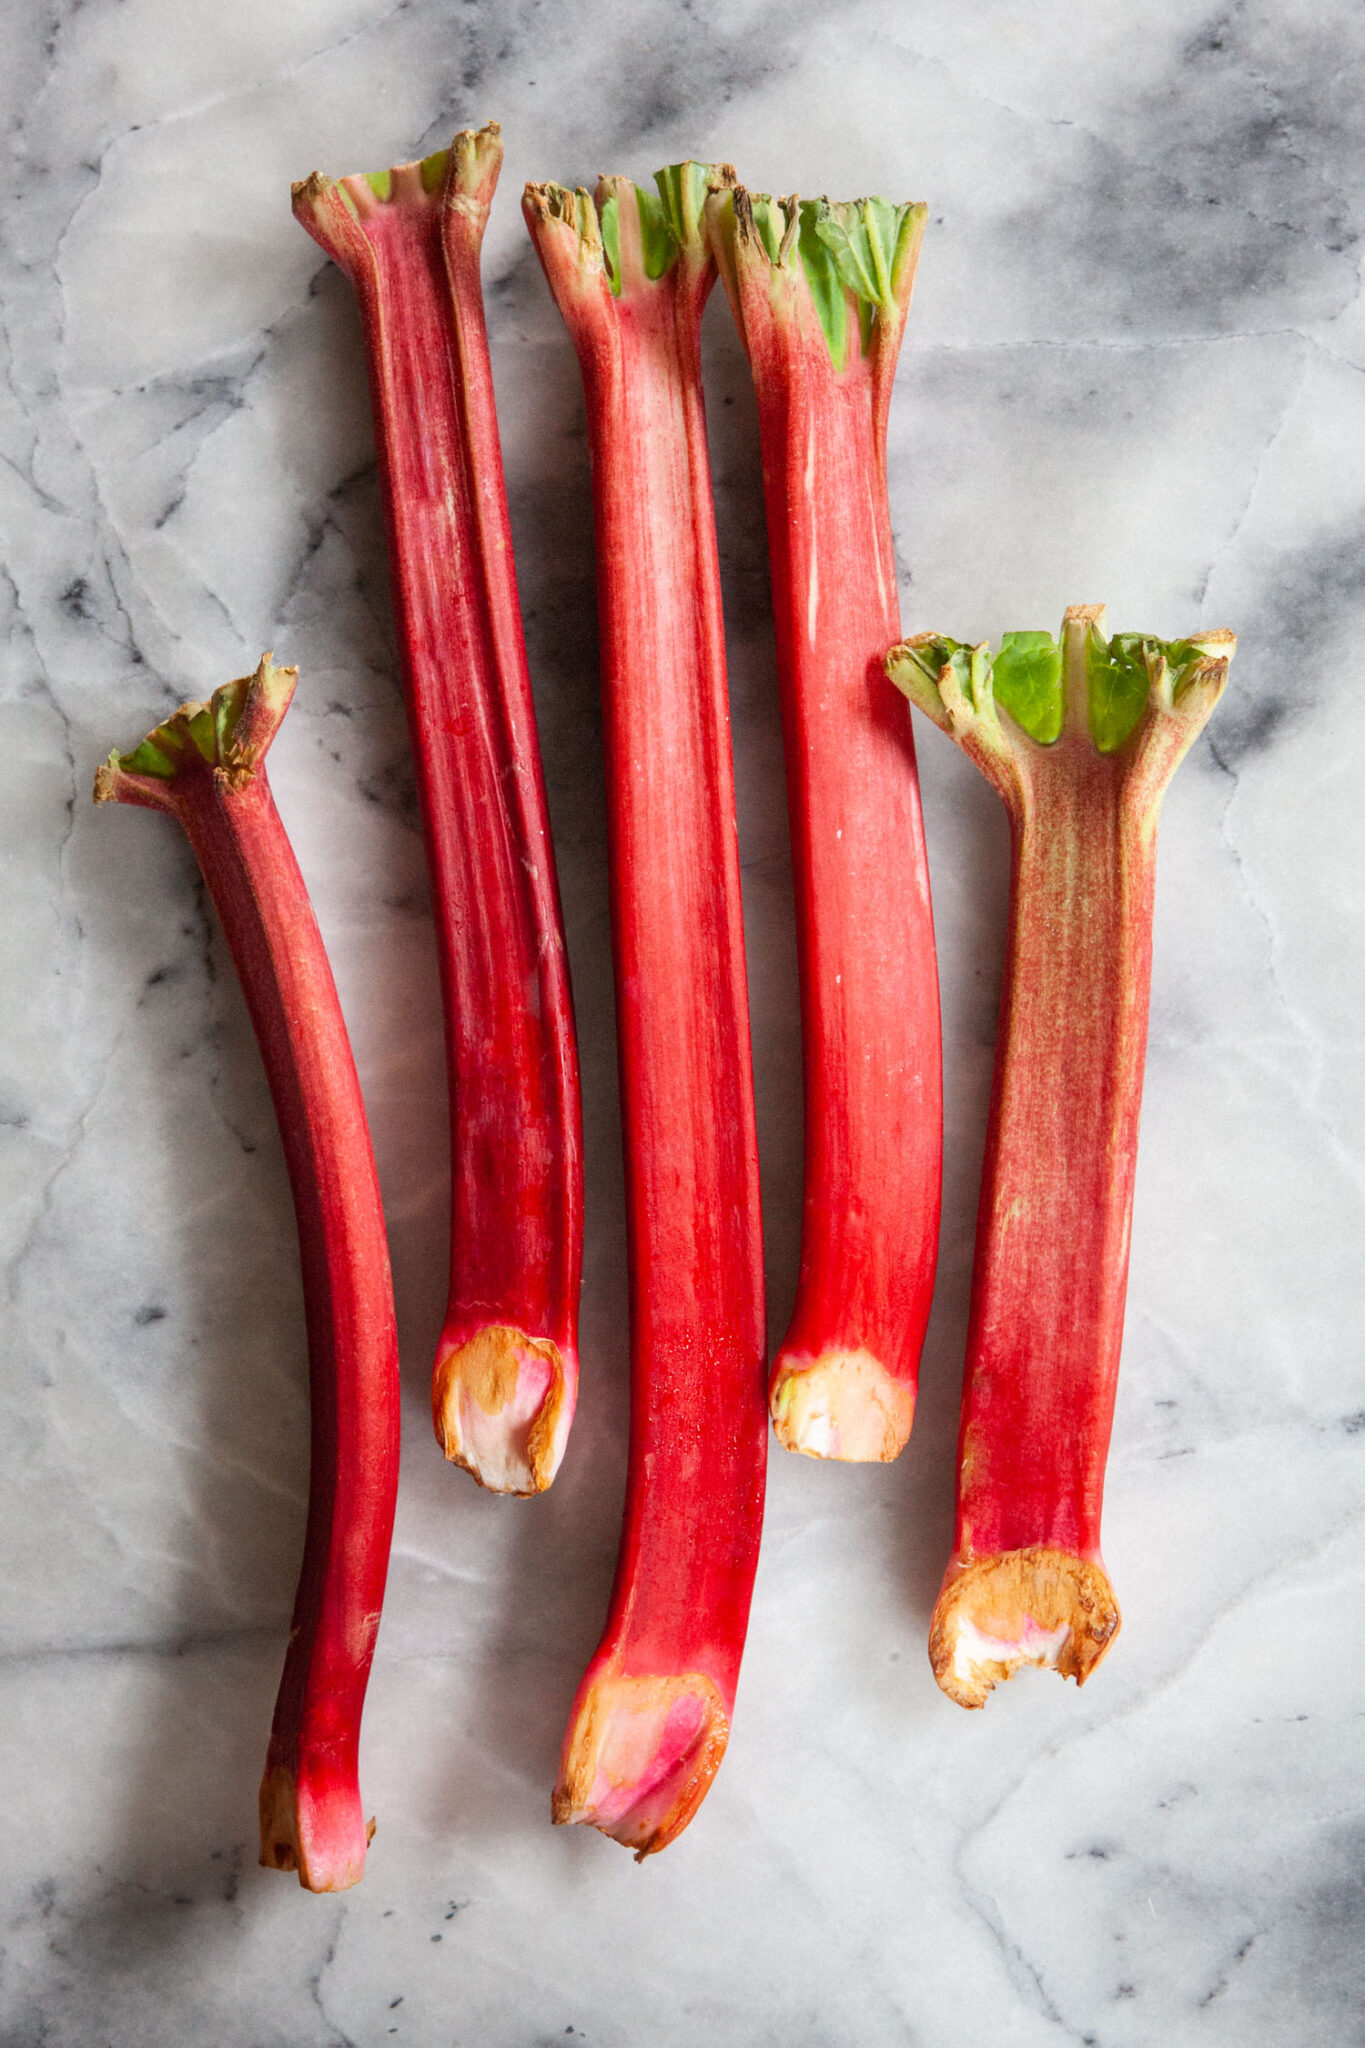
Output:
[
  {"xmin": 888, "ymin": 609, "xmax": 1233, "ymax": 1705},
  {"xmin": 293, "ymin": 124, "xmax": 582, "ymax": 1495},
  {"xmin": 708, "ymin": 186, "xmax": 942, "ymax": 1462},
  {"xmin": 95, "ymin": 656, "xmax": 400, "ymax": 1890},
  {"xmin": 524, "ymin": 164, "xmax": 767, "ymax": 1857}
]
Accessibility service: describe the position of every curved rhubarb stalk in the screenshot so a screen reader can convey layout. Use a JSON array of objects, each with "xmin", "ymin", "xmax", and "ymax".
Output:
[
  {"xmin": 293, "ymin": 124, "xmax": 582, "ymax": 1495},
  {"xmin": 707, "ymin": 186, "xmax": 941, "ymax": 1463},
  {"xmin": 94, "ymin": 656, "xmax": 400, "ymax": 1889},
  {"xmin": 887, "ymin": 609, "xmax": 1234, "ymax": 1706},
  {"xmin": 524, "ymin": 164, "xmax": 767, "ymax": 1856}
]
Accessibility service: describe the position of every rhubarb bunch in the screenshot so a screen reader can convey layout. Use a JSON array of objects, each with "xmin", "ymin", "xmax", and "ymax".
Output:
[
  {"xmin": 887, "ymin": 608, "xmax": 1233, "ymax": 1706},
  {"xmin": 708, "ymin": 186, "xmax": 942, "ymax": 1463},
  {"xmin": 524, "ymin": 163, "xmax": 767, "ymax": 1856},
  {"xmin": 294, "ymin": 124, "xmax": 582, "ymax": 1496},
  {"xmin": 95, "ymin": 657, "xmax": 400, "ymax": 1889}
]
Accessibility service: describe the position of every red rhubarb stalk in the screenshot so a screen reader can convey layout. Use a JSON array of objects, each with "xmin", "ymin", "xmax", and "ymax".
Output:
[
  {"xmin": 95, "ymin": 656, "xmax": 400, "ymax": 1889},
  {"xmin": 293, "ymin": 124, "xmax": 582, "ymax": 1495},
  {"xmin": 707, "ymin": 186, "xmax": 941, "ymax": 1463},
  {"xmin": 523, "ymin": 164, "xmax": 767, "ymax": 1856},
  {"xmin": 887, "ymin": 609, "xmax": 1233, "ymax": 1705}
]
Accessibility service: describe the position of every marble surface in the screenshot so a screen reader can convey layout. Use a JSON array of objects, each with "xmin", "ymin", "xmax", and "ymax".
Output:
[{"xmin": 3, "ymin": 0, "xmax": 1363, "ymax": 2040}]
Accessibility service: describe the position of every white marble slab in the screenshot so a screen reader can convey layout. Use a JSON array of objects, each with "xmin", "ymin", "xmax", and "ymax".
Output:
[{"xmin": 2, "ymin": 0, "xmax": 1363, "ymax": 2041}]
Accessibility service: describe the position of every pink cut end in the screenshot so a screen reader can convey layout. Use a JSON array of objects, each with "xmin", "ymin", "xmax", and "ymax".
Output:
[
  {"xmin": 433, "ymin": 1324, "xmax": 572, "ymax": 1495},
  {"xmin": 929, "ymin": 1549, "xmax": 1121, "ymax": 1709},
  {"xmin": 552, "ymin": 1671, "xmax": 730, "ymax": 1860},
  {"xmin": 769, "ymin": 1346, "xmax": 915, "ymax": 1462},
  {"xmin": 258, "ymin": 1765, "xmax": 373, "ymax": 1893}
]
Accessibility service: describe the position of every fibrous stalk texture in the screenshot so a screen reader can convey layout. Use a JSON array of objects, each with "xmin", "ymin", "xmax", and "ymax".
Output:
[
  {"xmin": 707, "ymin": 185, "xmax": 941, "ymax": 1463},
  {"xmin": 293, "ymin": 123, "xmax": 582, "ymax": 1495},
  {"xmin": 95, "ymin": 656, "xmax": 401, "ymax": 1889},
  {"xmin": 524, "ymin": 163, "xmax": 767, "ymax": 1856},
  {"xmin": 887, "ymin": 609, "xmax": 1233, "ymax": 1706}
]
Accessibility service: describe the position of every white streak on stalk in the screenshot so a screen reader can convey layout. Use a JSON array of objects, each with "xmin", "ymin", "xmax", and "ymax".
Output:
[
  {"xmin": 804, "ymin": 429, "xmax": 819, "ymax": 645},
  {"xmin": 869, "ymin": 474, "xmax": 891, "ymax": 617}
]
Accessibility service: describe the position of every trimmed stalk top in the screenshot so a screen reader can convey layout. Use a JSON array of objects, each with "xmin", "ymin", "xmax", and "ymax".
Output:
[
  {"xmin": 888, "ymin": 606, "xmax": 1234, "ymax": 803},
  {"xmin": 291, "ymin": 121, "xmax": 504, "ymax": 264},
  {"xmin": 707, "ymin": 183, "xmax": 928, "ymax": 370},
  {"xmin": 523, "ymin": 161, "xmax": 735, "ymax": 299},
  {"xmin": 94, "ymin": 655, "xmax": 296, "ymax": 809}
]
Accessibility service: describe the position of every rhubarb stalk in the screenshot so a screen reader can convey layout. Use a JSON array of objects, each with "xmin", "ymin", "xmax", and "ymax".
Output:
[
  {"xmin": 707, "ymin": 186, "xmax": 941, "ymax": 1463},
  {"xmin": 523, "ymin": 164, "xmax": 767, "ymax": 1856},
  {"xmin": 293, "ymin": 124, "xmax": 582, "ymax": 1495},
  {"xmin": 95, "ymin": 656, "xmax": 400, "ymax": 1889},
  {"xmin": 887, "ymin": 609, "xmax": 1233, "ymax": 1706}
]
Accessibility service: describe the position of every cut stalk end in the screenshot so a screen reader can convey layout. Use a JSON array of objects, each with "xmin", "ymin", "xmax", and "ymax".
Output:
[
  {"xmin": 770, "ymin": 1346, "xmax": 914, "ymax": 1461},
  {"xmin": 258, "ymin": 1764, "xmax": 374, "ymax": 1893},
  {"xmin": 708, "ymin": 183, "xmax": 927, "ymax": 370},
  {"xmin": 293, "ymin": 121, "xmax": 503, "ymax": 242},
  {"xmin": 524, "ymin": 160, "xmax": 732, "ymax": 309},
  {"xmin": 93, "ymin": 653, "xmax": 296, "ymax": 811},
  {"xmin": 929, "ymin": 1549, "xmax": 1121, "ymax": 1709},
  {"xmin": 552, "ymin": 1670, "xmax": 729, "ymax": 1859},
  {"xmin": 432, "ymin": 1325, "xmax": 571, "ymax": 1495}
]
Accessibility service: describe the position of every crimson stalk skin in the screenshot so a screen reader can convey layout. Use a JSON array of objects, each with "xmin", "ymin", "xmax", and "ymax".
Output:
[
  {"xmin": 96, "ymin": 657, "xmax": 401, "ymax": 1890},
  {"xmin": 294, "ymin": 125, "xmax": 583, "ymax": 1496},
  {"xmin": 708, "ymin": 186, "xmax": 943, "ymax": 1463},
  {"xmin": 888, "ymin": 609, "xmax": 1233, "ymax": 1705},
  {"xmin": 524, "ymin": 164, "xmax": 767, "ymax": 1857}
]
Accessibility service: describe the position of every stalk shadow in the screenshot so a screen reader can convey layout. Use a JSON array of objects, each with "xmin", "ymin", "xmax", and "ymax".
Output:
[
  {"xmin": 30, "ymin": 257, "xmax": 445, "ymax": 1993},
  {"xmin": 432, "ymin": 254, "xmax": 796, "ymax": 1845},
  {"xmin": 422, "ymin": 241, "xmax": 629, "ymax": 1841},
  {"xmin": 887, "ymin": 753, "xmax": 1013, "ymax": 1627},
  {"xmin": 697, "ymin": 285, "xmax": 1018, "ymax": 1641},
  {"xmin": 701, "ymin": 288, "xmax": 805, "ymax": 1367},
  {"xmin": 53, "ymin": 805, "xmax": 356, "ymax": 1973}
]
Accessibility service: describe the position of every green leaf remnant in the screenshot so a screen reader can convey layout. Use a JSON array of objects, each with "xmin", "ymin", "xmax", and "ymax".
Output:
[
  {"xmin": 894, "ymin": 628, "xmax": 1223, "ymax": 752},
  {"xmin": 994, "ymin": 632, "xmax": 1065, "ymax": 745},
  {"xmin": 111, "ymin": 673, "xmax": 250, "ymax": 781},
  {"xmin": 600, "ymin": 162, "xmax": 714, "ymax": 296}
]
